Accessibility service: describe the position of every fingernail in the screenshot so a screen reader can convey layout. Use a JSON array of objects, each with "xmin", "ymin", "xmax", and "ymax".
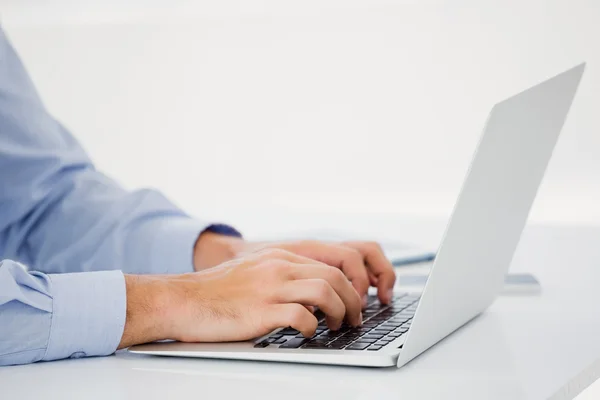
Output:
[
  {"xmin": 358, "ymin": 312, "xmax": 363, "ymax": 326},
  {"xmin": 362, "ymin": 295, "xmax": 368, "ymax": 308},
  {"xmin": 387, "ymin": 289, "xmax": 394, "ymax": 303}
]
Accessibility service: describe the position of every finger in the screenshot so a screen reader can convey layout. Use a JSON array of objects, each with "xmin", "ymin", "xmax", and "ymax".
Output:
[
  {"xmin": 266, "ymin": 304, "xmax": 318, "ymax": 338},
  {"xmin": 368, "ymin": 271, "xmax": 379, "ymax": 286},
  {"xmin": 275, "ymin": 279, "xmax": 347, "ymax": 330},
  {"xmin": 277, "ymin": 241, "xmax": 371, "ymax": 304},
  {"xmin": 345, "ymin": 241, "xmax": 396, "ymax": 304},
  {"xmin": 304, "ymin": 305, "xmax": 315, "ymax": 314},
  {"xmin": 287, "ymin": 263, "xmax": 362, "ymax": 327},
  {"xmin": 321, "ymin": 244, "xmax": 371, "ymax": 305}
]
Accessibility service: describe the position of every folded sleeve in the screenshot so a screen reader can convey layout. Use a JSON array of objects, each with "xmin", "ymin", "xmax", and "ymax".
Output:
[{"xmin": 0, "ymin": 260, "xmax": 126, "ymax": 366}]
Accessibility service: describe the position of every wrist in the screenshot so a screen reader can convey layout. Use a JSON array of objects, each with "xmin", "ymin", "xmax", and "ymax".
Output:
[
  {"xmin": 193, "ymin": 231, "xmax": 244, "ymax": 270},
  {"xmin": 118, "ymin": 274, "xmax": 173, "ymax": 349}
]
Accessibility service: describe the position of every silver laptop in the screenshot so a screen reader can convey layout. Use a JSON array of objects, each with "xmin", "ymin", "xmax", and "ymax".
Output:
[{"xmin": 130, "ymin": 64, "xmax": 585, "ymax": 368}]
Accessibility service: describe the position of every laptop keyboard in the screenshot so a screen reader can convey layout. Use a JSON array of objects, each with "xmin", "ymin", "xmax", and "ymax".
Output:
[{"xmin": 254, "ymin": 293, "xmax": 419, "ymax": 351}]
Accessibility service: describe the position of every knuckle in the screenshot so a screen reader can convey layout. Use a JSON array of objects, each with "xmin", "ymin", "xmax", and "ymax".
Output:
[
  {"xmin": 368, "ymin": 241, "xmax": 384, "ymax": 254},
  {"xmin": 260, "ymin": 259, "xmax": 288, "ymax": 275},
  {"xmin": 255, "ymin": 248, "xmax": 284, "ymax": 258},
  {"xmin": 327, "ymin": 267, "xmax": 347, "ymax": 284},
  {"xmin": 314, "ymin": 279, "xmax": 332, "ymax": 299},
  {"xmin": 346, "ymin": 248, "xmax": 364, "ymax": 264},
  {"xmin": 268, "ymin": 248, "xmax": 293, "ymax": 258}
]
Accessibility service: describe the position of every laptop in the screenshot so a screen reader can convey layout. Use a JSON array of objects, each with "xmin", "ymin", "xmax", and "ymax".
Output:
[{"xmin": 129, "ymin": 64, "xmax": 585, "ymax": 368}]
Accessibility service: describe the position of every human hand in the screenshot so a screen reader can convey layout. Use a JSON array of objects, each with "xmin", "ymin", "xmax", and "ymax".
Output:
[
  {"xmin": 194, "ymin": 233, "xmax": 396, "ymax": 306},
  {"xmin": 118, "ymin": 249, "xmax": 362, "ymax": 348}
]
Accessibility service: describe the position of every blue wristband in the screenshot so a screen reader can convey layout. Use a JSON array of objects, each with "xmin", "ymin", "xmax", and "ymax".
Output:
[{"xmin": 204, "ymin": 223, "xmax": 243, "ymax": 238}]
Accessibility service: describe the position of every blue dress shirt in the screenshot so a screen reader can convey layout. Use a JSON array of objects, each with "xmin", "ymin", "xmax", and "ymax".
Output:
[{"xmin": 0, "ymin": 27, "xmax": 216, "ymax": 366}]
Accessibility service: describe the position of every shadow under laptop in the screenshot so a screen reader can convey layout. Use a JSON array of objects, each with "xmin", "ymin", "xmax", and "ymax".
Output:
[{"xmin": 119, "ymin": 312, "xmax": 526, "ymax": 399}]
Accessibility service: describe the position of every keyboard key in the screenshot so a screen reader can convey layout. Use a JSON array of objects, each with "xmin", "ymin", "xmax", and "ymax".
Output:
[
  {"xmin": 352, "ymin": 339, "xmax": 376, "ymax": 346},
  {"xmin": 268, "ymin": 334, "xmax": 283, "ymax": 340},
  {"xmin": 345, "ymin": 342, "xmax": 370, "ymax": 350},
  {"xmin": 335, "ymin": 338, "xmax": 355, "ymax": 345},
  {"xmin": 367, "ymin": 345, "xmax": 383, "ymax": 351},
  {"xmin": 309, "ymin": 337, "xmax": 331, "ymax": 345},
  {"xmin": 328, "ymin": 341, "xmax": 348, "ymax": 349},
  {"xmin": 369, "ymin": 318, "xmax": 388, "ymax": 323},
  {"xmin": 279, "ymin": 338, "xmax": 310, "ymax": 349},
  {"xmin": 363, "ymin": 334, "xmax": 384, "ymax": 340},
  {"xmin": 365, "ymin": 331, "xmax": 385, "ymax": 336},
  {"xmin": 254, "ymin": 341, "xmax": 270, "ymax": 348},
  {"xmin": 345, "ymin": 332, "xmax": 363, "ymax": 338},
  {"xmin": 371, "ymin": 329, "xmax": 393, "ymax": 334},
  {"xmin": 389, "ymin": 318, "xmax": 410, "ymax": 324},
  {"xmin": 279, "ymin": 328, "xmax": 300, "ymax": 336},
  {"xmin": 374, "ymin": 322, "xmax": 391, "ymax": 328},
  {"xmin": 395, "ymin": 312, "xmax": 414, "ymax": 317},
  {"xmin": 379, "ymin": 337, "xmax": 394, "ymax": 342},
  {"xmin": 353, "ymin": 338, "xmax": 377, "ymax": 344},
  {"xmin": 273, "ymin": 337, "xmax": 288, "ymax": 344}
]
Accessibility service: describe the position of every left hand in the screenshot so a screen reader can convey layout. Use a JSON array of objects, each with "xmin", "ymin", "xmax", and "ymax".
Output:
[{"xmin": 193, "ymin": 232, "xmax": 396, "ymax": 307}]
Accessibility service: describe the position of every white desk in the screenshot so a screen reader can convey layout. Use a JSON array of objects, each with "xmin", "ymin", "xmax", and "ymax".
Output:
[{"xmin": 3, "ymin": 215, "xmax": 600, "ymax": 400}]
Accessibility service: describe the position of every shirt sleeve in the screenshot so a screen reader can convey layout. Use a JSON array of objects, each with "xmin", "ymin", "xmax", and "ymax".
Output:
[
  {"xmin": 0, "ymin": 27, "xmax": 218, "ymax": 276},
  {"xmin": 0, "ymin": 260, "xmax": 126, "ymax": 366}
]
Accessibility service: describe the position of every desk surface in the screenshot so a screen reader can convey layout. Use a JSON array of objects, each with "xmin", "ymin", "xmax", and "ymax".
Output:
[{"xmin": 3, "ymin": 216, "xmax": 600, "ymax": 400}]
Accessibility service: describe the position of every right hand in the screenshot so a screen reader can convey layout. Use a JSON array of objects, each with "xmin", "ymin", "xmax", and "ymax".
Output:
[{"xmin": 118, "ymin": 249, "xmax": 363, "ymax": 348}]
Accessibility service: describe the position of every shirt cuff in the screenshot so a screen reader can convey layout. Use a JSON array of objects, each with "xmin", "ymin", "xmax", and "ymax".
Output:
[{"xmin": 44, "ymin": 270, "xmax": 126, "ymax": 361}]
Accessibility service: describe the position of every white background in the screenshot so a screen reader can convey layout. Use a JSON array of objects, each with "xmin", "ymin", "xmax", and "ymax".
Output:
[
  {"xmin": 1, "ymin": 0, "xmax": 599, "ymax": 231},
  {"xmin": 1, "ymin": 1, "xmax": 599, "ymax": 396}
]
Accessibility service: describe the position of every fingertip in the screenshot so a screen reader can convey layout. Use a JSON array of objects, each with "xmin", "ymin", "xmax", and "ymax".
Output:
[
  {"xmin": 303, "ymin": 327, "xmax": 317, "ymax": 338},
  {"xmin": 387, "ymin": 289, "xmax": 394, "ymax": 303},
  {"xmin": 377, "ymin": 292, "xmax": 389, "ymax": 305},
  {"xmin": 377, "ymin": 284, "xmax": 394, "ymax": 304},
  {"xmin": 378, "ymin": 274, "xmax": 396, "ymax": 303},
  {"xmin": 326, "ymin": 317, "xmax": 342, "ymax": 332}
]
